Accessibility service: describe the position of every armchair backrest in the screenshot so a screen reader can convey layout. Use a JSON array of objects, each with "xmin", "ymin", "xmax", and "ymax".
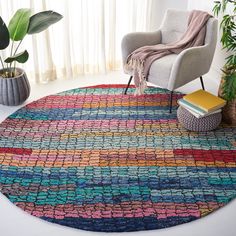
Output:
[
  {"xmin": 160, "ymin": 9, "xmax": 218, "ymax": 50},
  {"xmin": 160, "ymin": 9, "xmax": 218, "ymax": 91},
  {"xmin": 161, "ymin": 9, "xmax": 189, "ymax": 44}
]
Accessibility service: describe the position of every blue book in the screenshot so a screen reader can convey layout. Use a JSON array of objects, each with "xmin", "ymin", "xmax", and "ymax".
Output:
[{"xmin": 178, "ymin": 99, "xmax": 207, "ymax": 116}]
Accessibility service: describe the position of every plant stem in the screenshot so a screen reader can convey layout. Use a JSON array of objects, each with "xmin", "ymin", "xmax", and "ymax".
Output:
[
  {"xmin": 0, "ymin": 56, "xmax": 5, "ymax": 70},
  {"xmin": 13, "ymin": 40, "xmax": 23, "ymax": 56},
  {"xmin": 9, "ymin": 41, "xmax": 14, "ymax": 71},
  {"xmin": 11, "ymin": 40, "xmax": 23, "ymax": 77},
  {"xmin": 10, "ymin": 40, "xmax": 14, "ymax": 58},
  {"xmin": 14, "ymin": 61, "xmax": 16, "ymax": 76}
]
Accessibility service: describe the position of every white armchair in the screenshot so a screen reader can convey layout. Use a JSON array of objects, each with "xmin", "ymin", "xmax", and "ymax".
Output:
[{"xmin": 121, "ymin": 9, "xmax": 218, "ymax": 112}]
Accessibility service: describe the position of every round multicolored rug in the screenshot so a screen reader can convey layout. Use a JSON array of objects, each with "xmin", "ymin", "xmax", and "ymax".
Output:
[{"xmin": 0, "ymin": 84, "xmax": 236, "ymax": 232}]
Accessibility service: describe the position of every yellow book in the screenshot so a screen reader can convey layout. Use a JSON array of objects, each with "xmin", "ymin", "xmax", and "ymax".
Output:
[{"xmin": 183, "ymin": 89, "xmax": 226, "ymax": 112}]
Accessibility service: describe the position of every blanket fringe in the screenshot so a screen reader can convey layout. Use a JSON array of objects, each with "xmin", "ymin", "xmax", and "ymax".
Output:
[{"xmin": 127, "ymin": 58, "xmax": 147, "ymax": 95}]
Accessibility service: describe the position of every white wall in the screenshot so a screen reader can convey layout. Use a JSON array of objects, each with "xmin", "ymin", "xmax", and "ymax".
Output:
[
  {"xmin": 187, "ymin": 0, "xmax": 214, "ymax": 12},
  {"xmin": 150, "ymin": 0, "xmax": 188, "ymax": 30}
]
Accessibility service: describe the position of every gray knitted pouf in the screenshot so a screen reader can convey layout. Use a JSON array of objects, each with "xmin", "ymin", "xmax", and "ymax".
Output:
[{"xmin": 177, "ymin": 106, "xmax": 222, "ymax": 132}]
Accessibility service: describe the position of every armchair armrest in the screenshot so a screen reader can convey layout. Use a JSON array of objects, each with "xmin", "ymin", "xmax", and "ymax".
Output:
[
  {"xmin": 168, "ymin": 44, "xmax": 214, "ymax": 90},
  {"xmin": 121, "ymin": 30, "xmax": 162, "ymax": 65}
]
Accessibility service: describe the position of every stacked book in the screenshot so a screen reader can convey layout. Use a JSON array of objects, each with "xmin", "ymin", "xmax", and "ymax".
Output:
[{"xmin": 178, "ymin": 89, "xmax": 226, "ymax": 118}]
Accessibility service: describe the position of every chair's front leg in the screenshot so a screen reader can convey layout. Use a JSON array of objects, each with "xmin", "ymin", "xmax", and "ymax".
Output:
[
  {"xmin": 169, "ymin": 91, "xmax": 173, "ymax": 113},
  {"xmin": 200, "ymin": 76, "xmax": 205, "ymax": 90},
  {"xmin": 124, "ymin": 76, "xmax": 133, "ymax": 94}
]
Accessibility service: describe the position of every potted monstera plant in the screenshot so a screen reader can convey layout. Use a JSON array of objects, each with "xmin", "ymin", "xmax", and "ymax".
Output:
[
  {"xmin": 213, "ymin": 0, "xmax": 236, "ymax": 124},
  {"xmin": 0, "ymin": 9, "xmax": 62, "ymax": 106}
]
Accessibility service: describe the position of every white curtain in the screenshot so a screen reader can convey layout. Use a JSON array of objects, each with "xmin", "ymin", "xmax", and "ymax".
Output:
[{"xmin": 0, "ymin": 0, "xmax": 154, "ymax": 83}]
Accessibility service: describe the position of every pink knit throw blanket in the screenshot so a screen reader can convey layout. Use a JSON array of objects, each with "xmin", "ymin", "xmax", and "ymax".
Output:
[{"xmin": 126, "ymin": 10, "xmax": 212, "ymax": 95}]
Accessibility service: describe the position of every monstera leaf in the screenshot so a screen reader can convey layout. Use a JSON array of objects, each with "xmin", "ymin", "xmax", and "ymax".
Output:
[
  {"xmin": 8, "ymin": 8, "xmax": 31, "ymax": 41},
  {"xmin": 27, "ymin": 10, "xmax": 63, "ymax": 34},
  {"xmin": 5, "ymin": 50, "xmax": 29, "ymax": 63},
  {"xmin": 0, "ymin": 16, "xmax": 10, "ymax": 49}
]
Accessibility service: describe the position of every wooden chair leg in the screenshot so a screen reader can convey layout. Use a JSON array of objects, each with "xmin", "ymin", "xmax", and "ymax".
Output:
[
  {"xmin": 124, "ymin": 76, "xmax": 133, "ymax": 94},
  {"xmin": 200, "ymin": 76, "xmax": 205, "ymax": 90},
  {"xmin": 169, "ymin": 91, "xmax": 173, "ymax": 113}
]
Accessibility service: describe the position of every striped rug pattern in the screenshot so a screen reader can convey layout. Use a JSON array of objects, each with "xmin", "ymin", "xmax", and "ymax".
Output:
[{"xmin": 0, "ymin": 84, "xmax": 236, "ymax": 232}]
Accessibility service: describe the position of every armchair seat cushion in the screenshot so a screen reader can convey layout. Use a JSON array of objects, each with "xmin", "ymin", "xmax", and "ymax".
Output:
[{"xmin": 148, "ymin": 54, "xmax": 178, "ymax": 88}]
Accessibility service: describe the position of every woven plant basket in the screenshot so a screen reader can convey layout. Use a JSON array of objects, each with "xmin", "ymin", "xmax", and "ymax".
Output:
[
  {"xmin": 218, "ymin": 78, "xmax": 236, "ymax": 125},
  {"xmin": 0, "ymin": 68, "xmax": 30, "ymax": 106}
]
